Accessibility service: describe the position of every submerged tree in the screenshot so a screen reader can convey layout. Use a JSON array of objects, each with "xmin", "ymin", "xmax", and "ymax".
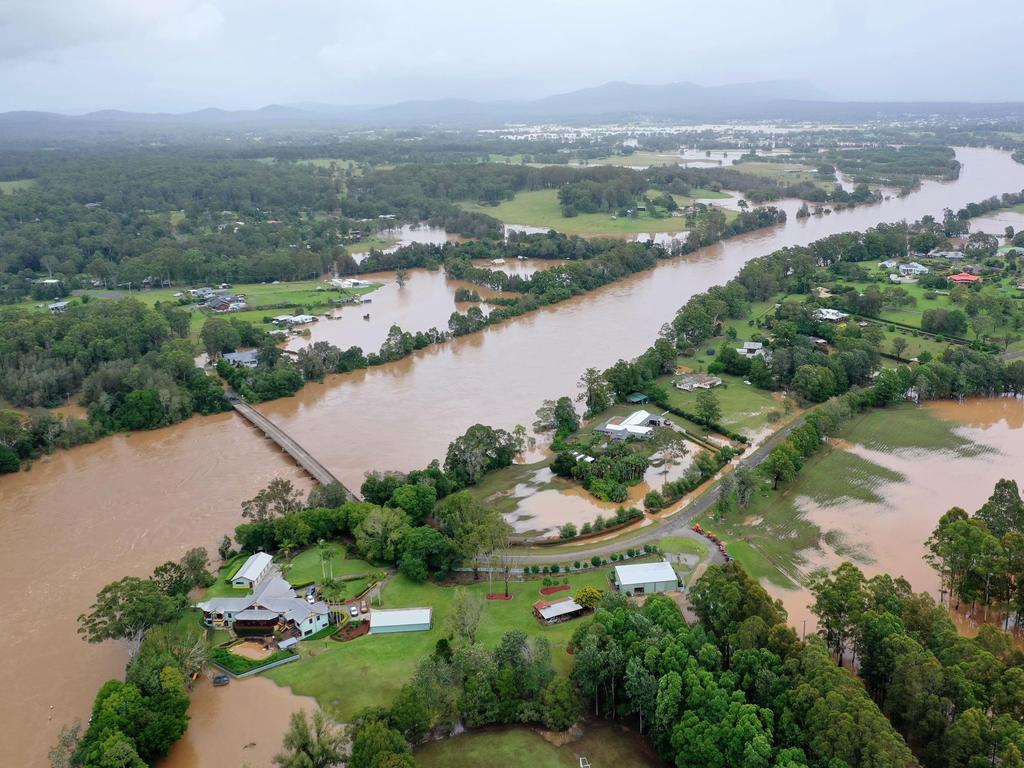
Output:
[{"xmin": 273, "ymin": 709, "xmax": 346, "ymax": 768}]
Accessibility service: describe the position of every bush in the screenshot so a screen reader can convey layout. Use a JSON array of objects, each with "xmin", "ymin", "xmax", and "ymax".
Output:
[
  {"xmin": 573, "ymin": 560, "xmax": 581, "ymax": 569},
  {"xmin": 210, "ymin": 647, "xmax": 295, "ymax": 675},
  {"xmin": 591, "ymin": 555, "xmax": 601, "ymax": 567},
  {"xmin": 644, "ymin": 490, "xmax": 665, "ymax": 511},
  {"xmin": 0, "ymin": 446, "xmax": 19, "ymax": 473},
  {"xmin": 627, "ymin": 548, "xmax": 636, "ymax": 557},
  {"xmin": 558, "ymin": 522, "xmax": 578, "ymax": 540},
  {"xmin": 550, "ymin": 564, "xmax": 560, "ymax": 574}
]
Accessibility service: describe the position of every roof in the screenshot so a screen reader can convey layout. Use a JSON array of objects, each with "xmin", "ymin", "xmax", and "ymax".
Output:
[
  {"xmin": 742, "ymin": 341, "xmax": 763, "ymax": 350},
  {"xmin": 534, "ymin": 597, "xmax": 585, "ymax": 620},
  {"xmin": 949, "ymin": 272, "xmax": 982, "ymax": 282},
  {"xmin": 196, "ymin": 566, "xmax": 329, "ymax": 622},
  {"xmin": 234, "ymin": 609, "xmax": 280, "ymax": 621},
  {"xmin": 233, "ymin": 552, "xmax": 273, "ymax": 583},
  {"xmin": 626, "ymin": 392, "xmax": 649, "ymax": 403},
  {"xmin": 223, "ymin": 350, "xmax": 258, "ymax": 365},
  {"xmin": 369, "ymin": 607, "xmax": 432, "ymax": 629},
  {"xmin": 614, "ymin": 560, "xmax": 678, "ymax": 587}
]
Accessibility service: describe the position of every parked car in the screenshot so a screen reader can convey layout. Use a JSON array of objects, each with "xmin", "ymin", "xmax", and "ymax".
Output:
[
  {"xmin": 212, "ymin": 674, "xmax": 230, "ymax": 687},
  {"xmin": 359, "ymin": 599, "xmax": 368, "ymax": 614},
  {"xmin": 349, "ymin": 605, "xmax": 359, "ymax": 618}
]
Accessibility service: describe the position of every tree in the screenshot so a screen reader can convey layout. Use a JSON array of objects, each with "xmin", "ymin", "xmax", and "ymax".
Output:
[
  {"xmin": 759, "ymin": 443, "xmax": 800, "ymax": 489},
  {"xmin": 395, "ymin": 268, "xmax": 408, "ymax": 288},
  {"xmin": 348, "ymin": 720, "xmax": 410, "ymax": 768},
  {"xmin": 0, "ymin": 445, "xmax": 19, "ymax": 473},
  {"xmin": 659, "ymin": 437, "xmax": 689, "ymax": 488},
  {"xmin": 48, "ymin": 721, "xmax": 82, "ymax": 768},
  {"xmin": 434, "ymin": 491, "xmax": 510, "ymax": 560},
  {"xmin": 624, "ymin": 657, "xmax": 658, "ymax": 734},
  {"xmin": 273, "ymin": 709, "xmax": 346, "ymax": 768},
  {"xmin": 890, "ymin": 336, "xmax": 909, "ymax": 362},
  {"xmin": 534, "ymin": 396, "xmax": 579, "ymax": 435},
  {"xmin": 694, "ymin": 390, "xmax": 722, "ymax": 426},
  {"xmin": 540, "ymin": 677, "xmax": 581, "ymax": 730},
  {"xmin": 398, "ymin": 526, "xmax": 454, "ymax": 581},
  {"xmin": 78, "ymin": 577, "xmax": 185, "ymax": 651},
  {"xmin": 241, "ymin": 478, "xmax": 303, "ymax": 522},
  {"xmin": 199, "ymin": 317, "xmax": 241, "ymax": 356},
  {"xmin": 575, "ymin": 586, "xmax": 604, "ymax": 609},
  {"xmin": 446, "ymin": 587, "xmax": 484, "ymax": 644},
  {"xmin": 791, "ymin": 364, "xmax": 836, "ymax": 403},
  {"xmin": 389, "ymin": 483, "xmax": 437, "ymax": 525},
  {"xmin": 443, "ymin": 424, "xmax": 518, "ymax": 486},
  {"xmin": 809, "ymin": 562, "xmax": 868, "ymax": 666},
  {"xmin": 355, "ymin": 507, "xmax": 412, "ymax": 562},
  {"xmin": 388, "ymin": 685, "xmax": 431, "ymax": 743},
  {"xmin": 577, "ymin": 367, "xmax": 612, "ymax": 416},
  {"xmin": 976, "ymin": 478, "xmax": 1024, "ymax": 538}
]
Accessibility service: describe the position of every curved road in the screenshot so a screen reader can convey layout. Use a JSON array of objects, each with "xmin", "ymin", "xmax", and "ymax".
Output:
[{"xmin": 511, "ymin": 415, "xmax": 809, "ymax": 566}]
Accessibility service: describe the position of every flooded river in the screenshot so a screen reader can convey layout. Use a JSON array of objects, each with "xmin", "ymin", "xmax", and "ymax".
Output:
[{"xmin": 3, "ymin": 147, "xmax": 1024, "ymax": 765}]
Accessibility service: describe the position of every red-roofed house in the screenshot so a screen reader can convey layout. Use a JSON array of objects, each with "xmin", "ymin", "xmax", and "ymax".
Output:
[{"xmin": 948, "ymin": 272, "xmax": 982, "ymax": 284}]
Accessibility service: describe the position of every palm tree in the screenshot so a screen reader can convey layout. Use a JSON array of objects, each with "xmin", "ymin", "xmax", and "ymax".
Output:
[{"xmin": 274, "ymin": 709, "xmax": 346, "ymax": 768}]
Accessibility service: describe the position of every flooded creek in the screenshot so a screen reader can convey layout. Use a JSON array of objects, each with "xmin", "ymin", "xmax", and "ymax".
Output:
[{"xmin": 4, "ymin": 147, "xmax": 1024, "ymax": 764}]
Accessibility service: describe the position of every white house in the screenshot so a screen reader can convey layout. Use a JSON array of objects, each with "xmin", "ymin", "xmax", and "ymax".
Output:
[
  {"xmin": 735, "ymin": 341, "xmax": 765, "ymax": 359},
  {"xmin": 369, "ymin": 607, "xmax": 433, "ymax": 634},
  {"xmin": 231, "ymin": 552, "xmax": 274, "ymax": 589},
  {"xmin": 595, "ymin": 410, "xmax": 668, "ymax": 441},
  {"xmin": 675, "ymin": 373, "xmax": 722, "ymax": 391},
  {"xmin": 812, "ymin": 308, "xmax": 850, "ymax": 323},
  {"xmin": 899, "ymin": 262, "xmax": 929, "ymax": 277},
  {"xmin": 929, "ymin": 250, "xmax": 965, "ymax": 261},
  {"xmin": 613, "ymin": 560, "xmax": 679, "ymax": 596},
  {"xmin": 197, "ymin": 561, "xmax": 331, "ymax": 638},
  {"xmin": 879, "ymin": 259, "xmax": 899, "ymax": 269}
]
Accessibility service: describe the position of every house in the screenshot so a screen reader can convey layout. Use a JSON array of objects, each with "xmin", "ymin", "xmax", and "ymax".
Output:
[
  {"xmin": 930, "ymin": 250, "xmax": 965, "ymax": 261},
  {"xmin": 674, "ymin": 373, "xmax": 722, "ymax": 391},
  {"xmin": 329, "ymin": 278, "xmax": 370, "ymax": 289},
  {"xmin": 948, "ymin": 272, "xmax": 982, "ymax": 284},
  {"xmin": 899, "ymin": 262, "xmax": 929, "ymax": 277},
  {"xmin": 735, "ymin": 341, "xmax": 765, "ymax": 359},
  {"xmin": 272, "ymin": 315, "xmax": 295, "ymax": 324},
  {"xmin": 879, "ymin": 259, "xmax": 899, "ymax": 269},
  {"xmin": 188, "ymin": 287, "xmax": 215, "ymax": 300},
  {"xmin": 595, "ymin": 410, "xmax": 668, "ymax": 441},
  {"xmin": 223, "ymin": 350, "xmax": 259, "ymax": 368},
  {"xmin": 613, "ymin": 560, "xmax": 679, "ymax": 596},
  {"xmin": 533, "ymin": 597, "xmax": 586, "ymax": 625},
  {"xmin": 196, "ymin": 562, "xmax": 331, "ymax": 638},
  {"xmin": 369, "ymin": 607, "xmax": 432, "ymax": 634},
  {"xmin": 813, "ymin": 308, "xmax": 850, "ymax": 323},
  {"xmin": 625, "ymin": 392, "xmax": 649, "ymax": 405},
  {"xmin": 48, "ymin": 300, "xmax": 70, "ymax": 314},
  {"xmin": 231, "ymin": 552, "xmax": 274, "ymax": 589}
]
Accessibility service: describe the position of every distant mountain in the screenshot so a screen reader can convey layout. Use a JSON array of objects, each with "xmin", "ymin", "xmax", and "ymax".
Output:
[{"xmin": 1, "ymin": 79, "xmax": 1023, "ymax": 143}]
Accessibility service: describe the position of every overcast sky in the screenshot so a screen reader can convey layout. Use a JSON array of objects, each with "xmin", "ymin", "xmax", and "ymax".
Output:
[{"xmin": 1, "ymin": 0, "xmax": 1022, "ymax": 113}]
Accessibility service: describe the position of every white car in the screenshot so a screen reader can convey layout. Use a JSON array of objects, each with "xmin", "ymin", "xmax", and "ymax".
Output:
[{"xmin": 349, "ymin": 605, "xmax": 359, "ymax": 618}]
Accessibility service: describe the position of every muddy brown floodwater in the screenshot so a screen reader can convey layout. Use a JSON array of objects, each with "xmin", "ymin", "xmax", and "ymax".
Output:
[
  {"xmin": 3, "ymin": 147, "xmax": 1024, "ymax": 765},
  {"xmin": 766, "ymin": 398, "xmax": 1024, "ymax": 635}
]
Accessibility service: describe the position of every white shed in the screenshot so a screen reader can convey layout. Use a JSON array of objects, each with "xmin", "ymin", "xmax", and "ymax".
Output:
[
  {"xmin": 613, "ymin": 560, "xmax": 679, "ymax": 596},
  {"xmin": 231, "ymin": 552, "xmax": 274, "ymax": 589},
  {"xmin": 369, "ymin": 607, "xmax": 432, "ymax": 634}
]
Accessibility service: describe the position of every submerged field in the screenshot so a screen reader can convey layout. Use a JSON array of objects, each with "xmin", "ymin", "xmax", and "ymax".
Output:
[{"xmin": 459, "ymin": 188, "xmax": 734, "ymax": 236}]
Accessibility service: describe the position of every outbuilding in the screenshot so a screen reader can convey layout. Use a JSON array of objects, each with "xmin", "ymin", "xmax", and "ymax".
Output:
[
  {"xmin": 613, "ymin": 560, "xmax": 679, "ymax": 596},
  {"xmin": 231, "ymin": 552, "xmax": 274, "ymax": 589},
  {"xmin": 369, "ymin": 607, "xmax": 432, "ymax": 634}
]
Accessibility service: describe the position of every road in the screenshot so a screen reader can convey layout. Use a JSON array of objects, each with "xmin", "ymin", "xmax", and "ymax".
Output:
[{"xmin": 511, "ymin": 415, "xmax": 809, "ymax": 566}]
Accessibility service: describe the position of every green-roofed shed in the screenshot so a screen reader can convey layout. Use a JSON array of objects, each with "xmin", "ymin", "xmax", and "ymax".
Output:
[{"xmin": 625, "ymin": 392, "xmax": 649, "ymax": 404}]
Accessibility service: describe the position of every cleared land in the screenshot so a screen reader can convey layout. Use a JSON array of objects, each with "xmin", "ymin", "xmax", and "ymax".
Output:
[
  {"xmin": 0, "ymin": 179, "xmax": 38, "ymax": 193},
  {"xmin": 266, "ymin": 570, "xmax": 616, "ymax": 719},
  {"xmin": 658, "ymin": 370, "xmax": 786, "ymax": 437},
  {"xmin": 699, "ymin": 405, "xmax": 985, "ymax": 587},
  {"xmin": 415, "ymin": 723, "xmax": 665, "ymax": 768},
  {"xmin": 460, "ymin": 189, "xmax": 735, "ymax": 236}
]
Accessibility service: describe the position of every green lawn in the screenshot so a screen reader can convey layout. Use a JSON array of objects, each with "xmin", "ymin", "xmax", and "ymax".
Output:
[
  {"xmin": 281, "ymin": 543, "xmax": 374, "ymax": 586},
  {"xmin": 0, "ymin": 178, "xmax": 37, "ymax": 193},
  {"xmin": 700, "ymin": 405, "xmax": 987, "ymax": 587},
  {"xmin": 657, "ymin": 371, "xmax": 785, "ymax": 437},
  {"xmin": 731, "ymin": 160, "xmax": 833, "ymax": 187},
  {"xmin": 265, "ymin": 570, "xmax": 615, "ymax": 719},
  {"xmin": 415, "ymin": 723, "xmax": 664, "ymax": 768},
  {"xmin": 658, "ymin": 535, "xmax": 708, "ymax": 560},
  {"xmin": 460, "ymin": 189, "xmax": 734, "ymax": 236}
]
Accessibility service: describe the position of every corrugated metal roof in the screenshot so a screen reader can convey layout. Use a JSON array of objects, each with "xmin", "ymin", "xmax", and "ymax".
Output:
[
  {"xmin": 233, "ymin": 552, "xmax": 273, "ymax": 583},
  {"xmin": 537, "ymin": 598, "xmax": 584, "ymax": 620},
  {"xmin": 614, "ymin": 560, "xmax": 678, "ymax": 587},
  {"xmin": 369, "ymin": 607, "xmax": 432, "ymax": 628}
]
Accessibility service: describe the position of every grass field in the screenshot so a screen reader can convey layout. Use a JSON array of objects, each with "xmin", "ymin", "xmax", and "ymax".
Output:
[
  {"xmin": 731, "ymin": 160, "xmax": 832, "ymax": 187},
  {"xmin": 0, "ymin": 178, "xmax": 37, "ymax": 193},
  {"xmin": 415, "ymin": 722, "xmax": 664, "ymax": 768},
  {"xmin": 658, "ymin": 535, "xmax": 708, "ymax": 560},
  {"xmin": 280, "ymin": 542, "xmax": 374, "ymax": 587},
  {"xmin": 657, "ymin": 371, "xmax": 786, "ymax": 437},
  {"xmin": 700, "ymin": 405, "xmax": 984, "ymax": 587},
  {"xmin": 266, "ymin": 570, "xmax": 615, "ymax": 719},
  {"xmin": 460, "ymin": 189, "xmax": 734, "ymax": 236}
]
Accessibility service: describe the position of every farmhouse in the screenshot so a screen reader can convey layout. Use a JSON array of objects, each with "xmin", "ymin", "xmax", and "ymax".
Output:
[
  {"xmin": 878, "ymin": 259, "xmax": 899, "ymax": 269},
  {"xmin": 533, "ymin": 597, "xmax": 586, "ymax": 625},
  {"xmin": 735, "ymin": 341, "xmax": 766, "ymax": 359},
  {"xmin": 930, "ymin": 250, "xmax": 965, "ymax": 261},
  {"xmin": 898, "ymin": 262, "xmax": 930, "ymax": 276},
  {"xmin": 675, "ymin": 373, "xmax": 722, "ymax": 391},
  {"xmin": 196, "ymin": 560, "xmax": 331, "ymax": 638},
  {"xmin": 231, "ymin": 552, "xmax": 274, "ymax": 588},
  {"xmin": 369, "ymin": 607, "xmax": 432, "ymax": 634},
  {"xmin": 813, "ymin": 308, "xmax": 850, "ymax": 323},
  {"xmin": 948, "ymin": 272, "xmax": 982, "ymax": 284},
  {"xmin": 595, "ymin": 410, "xmax": 669, "ymax": 441},
  {"xmin": 223, "ymin": 350, "xmax": 259, "ymax": 368},
  {"xmin": 613, "ymin": 560, "xmax": 679, "ymax": 596}
]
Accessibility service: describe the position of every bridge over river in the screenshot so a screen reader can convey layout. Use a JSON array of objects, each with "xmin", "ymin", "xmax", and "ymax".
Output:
[{"xmin": 227, "ymin": 394, "xmax": 361, "ymax": 501}]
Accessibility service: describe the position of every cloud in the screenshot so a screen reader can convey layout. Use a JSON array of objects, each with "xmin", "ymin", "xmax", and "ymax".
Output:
[{"xmin": 156, "ymin": 3, "xmax": 224, "ymax": 43}]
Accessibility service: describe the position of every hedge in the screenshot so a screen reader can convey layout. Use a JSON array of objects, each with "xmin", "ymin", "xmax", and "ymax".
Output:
[{"xmin": 210, "ymin": 647, "xmax": 296, "ymax": 675}]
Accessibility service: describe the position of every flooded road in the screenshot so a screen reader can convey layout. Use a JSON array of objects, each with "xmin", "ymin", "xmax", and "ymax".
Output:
[
  {"xmin": 3, "ymin": 147, "xmax": 1024, "ymax": 765},
  {"xmin": 767, "ymin": 398, "xmax": 1024, "ymax": 634}
]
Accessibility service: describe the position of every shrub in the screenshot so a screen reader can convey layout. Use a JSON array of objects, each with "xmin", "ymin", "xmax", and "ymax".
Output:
[
  {"xmin": 210, "ymin": 647, "xmax": 295, "ymax": 675},
  {"xmin": 550, "ymin": 564, "xmax": 560, "ymax": 574},
  {"xmin": 590, "ymin": 555, "xmax": 601, "ymax": 567},
  {"xmin": 627, "ymin": 548, "xmax": 636, "ymax": 557},
  {"xmin": 542, "ymin": 566, "xmax": 549, "ymax": 575},
  {"xmin": 558, "ymin": 522, "xmax": 578, "ymax": 540},
  {"xmin": 573, "ymin": 561, "xmax": 581, "ymax": 569},
  {"xmin": 580, "ymin": 521, "xmax": 593, "ymax": 535}
]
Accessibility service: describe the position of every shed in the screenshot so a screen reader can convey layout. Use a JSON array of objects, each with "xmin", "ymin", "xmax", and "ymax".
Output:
[
  {"xmin": 533, "ymin": 597, "xmax": 586, "ymax": 625},
  {"xmin": 369, "ymin": 607, "xmax": 432, "ymax": 634},
  {"xmin": 231, "ymin": 552, "xmax": 274, "ymax": 589},
  {"xmin": 625, "ymin": 392, "xmax": 649, "ymax": 404},
  {"xmin": 613, "ymin": 560, "xmax": 679, "ymax": 596}
]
